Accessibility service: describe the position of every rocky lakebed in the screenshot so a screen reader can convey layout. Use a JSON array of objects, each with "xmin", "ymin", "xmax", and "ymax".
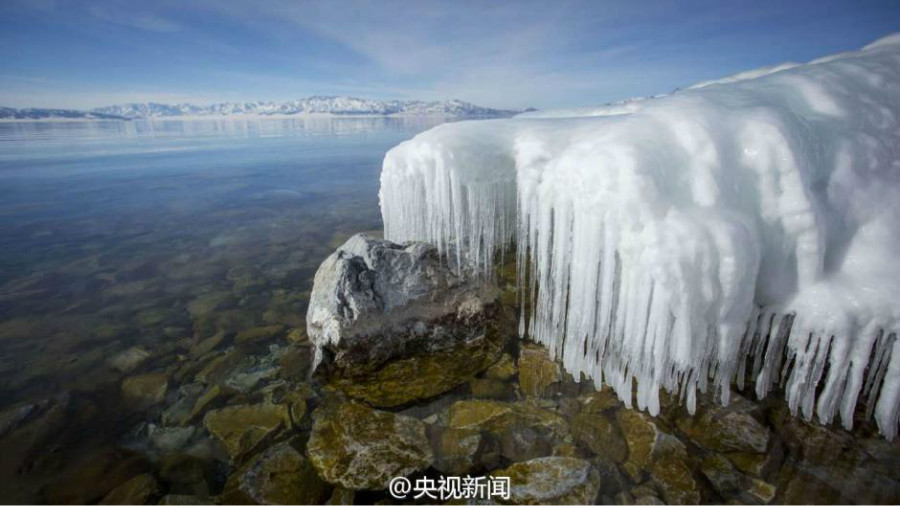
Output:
[{"xmin": 1, "ymin": 233, "xmax": 899, "ymax": 505}]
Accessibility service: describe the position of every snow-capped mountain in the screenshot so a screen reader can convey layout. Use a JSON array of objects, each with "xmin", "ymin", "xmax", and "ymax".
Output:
[
  {"xmin": 91, "ymin": 96, "xmax": 517, "ymax": 119},
  {"xmin": 0, "ymin": 107, "xmax": 128, "ymax": 120}
]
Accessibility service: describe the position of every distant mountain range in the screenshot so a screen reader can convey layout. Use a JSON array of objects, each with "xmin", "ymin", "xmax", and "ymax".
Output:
[{"xmin": 1, "ymin": 96, "xmax": 521, "ymax": 120}]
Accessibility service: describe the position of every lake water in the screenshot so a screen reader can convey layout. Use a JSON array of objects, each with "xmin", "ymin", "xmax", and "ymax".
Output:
[
  {"xmin": 0, "ymin": 117, "xmax": 447, "ymax": 501},
  {"xmin": 2, "ymin": 117, "xmax": 898, "ymax": 505}
]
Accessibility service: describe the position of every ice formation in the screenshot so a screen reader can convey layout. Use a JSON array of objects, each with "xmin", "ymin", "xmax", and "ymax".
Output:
[{"xmin": 379, "ymin": 35, "xmax": 900, "ymax": 437}]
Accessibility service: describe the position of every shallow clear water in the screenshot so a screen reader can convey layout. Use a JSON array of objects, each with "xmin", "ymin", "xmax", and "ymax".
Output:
[{"xmin": 0, "ymin": 117, "xmax": 447, "ymax": 501}]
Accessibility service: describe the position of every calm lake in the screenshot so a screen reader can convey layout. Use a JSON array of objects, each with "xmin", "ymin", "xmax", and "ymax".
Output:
[{"xmin": 0, "ymin": 117, "xmax": 447, "ymax": 501}]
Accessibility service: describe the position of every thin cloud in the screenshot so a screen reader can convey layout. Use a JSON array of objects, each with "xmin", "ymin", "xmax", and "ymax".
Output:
[{"xmin": 88, "ymin": 4, "xmax": 182, "ymax": 32}]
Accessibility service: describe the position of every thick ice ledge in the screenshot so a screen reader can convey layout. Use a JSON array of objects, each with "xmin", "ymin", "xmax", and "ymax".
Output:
[{"xmin": 379, "ymin": 35, "xmax": 900, "ymax": 437}]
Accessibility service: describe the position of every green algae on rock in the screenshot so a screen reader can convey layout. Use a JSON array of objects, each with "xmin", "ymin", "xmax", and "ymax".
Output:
[
  {"xmin": 331, "ymin": 332, "xmax": 504, "ymax": 407},
  {"xmin": 121, "ymin": 372, "xmax": 169, "ymax": 406},
  {"xmin": 307, "ymin": 402, "xmax": 432, "ymax": 490},
  {"xmin": 98, "ymin": 473, "xmax": 159, "ymax": 505},
  {"xmin": 570, "ymin": 412, "xmax": 628, "ymax": 463},
  {"xmin": 428, "ymin": 425, "xmax": 483, "ymax": 475},
  {"xmin": 491, "ymin": 456, "xmax": 601, "ymax": 504},
  {"xmin": 676, "ymin": 394, "xmax": 771, "ymax": 454},
  {"xmin": 202, "ymin": 403, "xmax": 290, "ymax": 461},
  {"xmin": 219, "ymin": 441, "xmax": 328, "ymax": 505},
  {"xmin": 518, "ymin": 342, "xmax": 561, "ymax": 398}
]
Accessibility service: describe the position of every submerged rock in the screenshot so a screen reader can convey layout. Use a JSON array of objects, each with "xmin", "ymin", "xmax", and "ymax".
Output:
[
  {"xmin": 484, "ymin": 353, "xmax": 517, "ymax": 381},
  {"xmin": 616, "ymin": 410, "xmax": 661, "ymax": 480},
  {"xmin": 518, "ymin": 343, "xmax": 561, "ymax": 398},
  {"xmin": 122, "ymin": 372, "xmax": 169, "ymax": 406},
  {"xmin": 428, "ymin": 425, "xmax": 483, "ymax": 475},
  {"xmin": 234, "ymin": 325, "xmax": 285, "ymax": 346},
  {"xmin": 306, "ymin": 233, "xmax": 498, "ymax": 372},
  {"xmin": 649, "ymin": 439, "xmax": 701, "ymax": 505},
  {"xmin": 100, "ymin": 474, "xmax": 159, "ymax": 504},
  {"xmin": 99, "ymin": 473, "xmax": 159, "ymax": 505},
  {"xmin": 570, "ymin": 412, "xmax": 628, "ymax": 463},
  {"xmin": 307, "ymin": 402, "xmax": 432, "ymax": 490},
  {"xmin": 107, "ymin": 346, "xmax": 152, "ymax": 373},
  {"xmin": 202, "ymin": 403, "xmax": 290, "ymax": 461},
  {"xmin": 676, "ymin": 394, "xmax": 771, "ymax": 454},
  {"xmin": 220, "ymin": 441, "xmax": 328, "ymax": 505},
  {"xmin": 491, "ymin": 456, "xmax": 601, "ymax": 504},
  {"xmin": 331, "ymin": 330, "xmax": 503, "ymax": 407},
  {"xmin": 440, "ymin": 399, "xmax": 569, "ymax": 462}
]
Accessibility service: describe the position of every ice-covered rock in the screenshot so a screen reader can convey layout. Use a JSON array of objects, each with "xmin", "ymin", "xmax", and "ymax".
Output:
[
  {"xmin": 379, "ymin": 34, "xmax": 900, "ymax": 437},
  {"xmin": 306, "ymin": 233, "xmax": 497, "ymax": 372}
]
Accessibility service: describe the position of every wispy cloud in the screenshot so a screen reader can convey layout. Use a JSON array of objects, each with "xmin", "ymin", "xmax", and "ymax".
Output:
[
  {"xmin": 1, "ymin": 0, "xmax": 896, "ymax": 110},
  {"xmin": 88, "ymin": 3, "xmax": 182, "ymax": 32}
]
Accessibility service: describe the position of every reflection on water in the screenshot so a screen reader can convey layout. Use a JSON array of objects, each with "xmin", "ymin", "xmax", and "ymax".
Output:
[{"xmin": 0, "ymin": 117, "xmax": 446, "ymax": 502}]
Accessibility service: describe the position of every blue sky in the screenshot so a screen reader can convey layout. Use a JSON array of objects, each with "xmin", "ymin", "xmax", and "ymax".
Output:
[{"xmin": 1, "ymin": 0, "xmax": 898, "ymax": 110}]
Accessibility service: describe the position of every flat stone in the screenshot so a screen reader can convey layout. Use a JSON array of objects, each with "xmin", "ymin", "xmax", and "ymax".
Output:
[
  {"xmin": 649, "ymin": 439, "xmax": 700, "ymax": 505},
  {"xmin": 616, "ymin": 409, "xmax": 660, "ymax": 480},
  {"xmin": 188, "ymin": 384, "xmax": 230, "ymax": 423},
  {"xmin": 234, "ymin": 325, "xmax": 285, "ymax": 346},
  {"xmin": 99, "ymin": 473, "xmax": 159, "ymax": 505},
  {"xmin": 676, "ymin": 394, "xmax": 770, "ymax": 454},
  {"xmin": 189, "ymin": 332, "xmax": 225, "ymax": 358},
  {"xmin": 148, "ymin": 424, "xmax": 196, "ymax": 454},
  {"xmin": 307, "ymin": 402, "xmax": 432, "ymax": 490},
  {"xmin": 202, "ymin": 403, "xmax": 289, "ymax": 461},
  {"xmin": 491, "ymin": 456, "xmax": 601, "ymax": 505},
  {"xmin": 570, "ymin": 412, "xmax": 628, "ymax": 463},
  {"xmin": 700, "ymin": 453, "xmax": 744, "ymax": 497},
  {"xmin": 441, "ymin": 399, "xmax": 569, "ymax": 462},
  {"xmin": 484, "ymin": 353, "xmax": 517, "ymax": 381},
  {"xmin": 428, "ymin": 426, "xmax": 482, "ymax": 475},
  {"xmin": 579, "ymin": 389, "xmax": 621, "ymax": 413},
  {"xmin": 194, "ymin": 350, "xmax": 242, "ymax": 384},
  {"xmin": 221, "ymin": 441, "xmax": 328, "ymax": 505},
  {"xmin": 107, "ymin": 346, "xmax": 152, "ymax": 373},
  {"xmin": 161, "ymin": 383, "xmax": 205, "ymax": 426},
  {"xmin": 470, "ymin": 378, "xmax": 514, "ymax": 400},
  {"xmin": 518, "ymin": 343, "xmax": 561, "ymax": 398},
  {"xmin": 122, "ymin": 372, "xmax": 169, "ymax": 406}
]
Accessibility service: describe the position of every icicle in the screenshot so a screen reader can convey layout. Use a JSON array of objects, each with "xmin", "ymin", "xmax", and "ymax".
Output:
[{"xmin": 378, "ymin": 36, "xmax": 900, "ymax": 438}]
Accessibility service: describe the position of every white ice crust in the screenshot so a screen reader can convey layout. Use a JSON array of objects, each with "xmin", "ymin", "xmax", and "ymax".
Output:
[{"xmin": 380, "ymin": 35, "xmax": 900, "ymax": 437}]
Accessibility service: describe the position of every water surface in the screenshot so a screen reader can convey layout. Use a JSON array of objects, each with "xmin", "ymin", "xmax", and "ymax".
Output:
[{"xmin": 0, "ymin": 117, "xmax": 445, "ymax": 501}]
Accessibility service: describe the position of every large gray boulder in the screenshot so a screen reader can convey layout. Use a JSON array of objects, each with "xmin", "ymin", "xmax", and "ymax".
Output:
[{"xmin": 306, "ymin": 233, "xmax": 497, "ymax": 372}]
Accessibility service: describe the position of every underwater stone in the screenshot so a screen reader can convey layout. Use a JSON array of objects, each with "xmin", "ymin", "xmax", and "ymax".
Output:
[
  {"xmin": 491, "ymin": 456, "xmax": 601, "ymax": 504},
  {"xmin": 570, "ymin": 412, "xmax": 628, "ymax": 463},
  {"xmin": 202, "ymin": 403, "xmax": 289, "ymax": 461},
  {"xmin": 518, "ymin": 342, "xmax": 561, "ymax": 398},
  {"xmin": 331, "ymin": 330, "xmax": 503, "ymax": 407},
  {"xmin": 307, "ymin": 401, "xmax": 432, "ymax": 490},
  {"xmin": 234, "ymin": 325, "xmax": 285, "ymax": 346},
  {"xmin": 98, "ymin": 473, "xmax": 159, "ymax": 505},
  {"xmin": 107, "ymin": 346, "xmax": 152, "ymax": 373},
  {"xmin": 484, "ymin": 353, "xmax": 517, "ymax": 381},
  {"xmin": 676, "ymin": 394, "xmax": 771, "ymax": 454},
  {"xmin": 428, "ymin": 425, "xmax": 482, "ymax": 475},
  {"xmin": 220, "ymin": 441, "xmax": 328, "ymax": 505},
  {"xmin": 121, "ymin": 372, "xmax": 169, "ymax": 406}
]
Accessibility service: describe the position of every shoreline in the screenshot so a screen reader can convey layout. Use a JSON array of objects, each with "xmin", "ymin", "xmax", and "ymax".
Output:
[{"xmin": 0, "ymin": 112, "xmax": 514, "ymax": 123}]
